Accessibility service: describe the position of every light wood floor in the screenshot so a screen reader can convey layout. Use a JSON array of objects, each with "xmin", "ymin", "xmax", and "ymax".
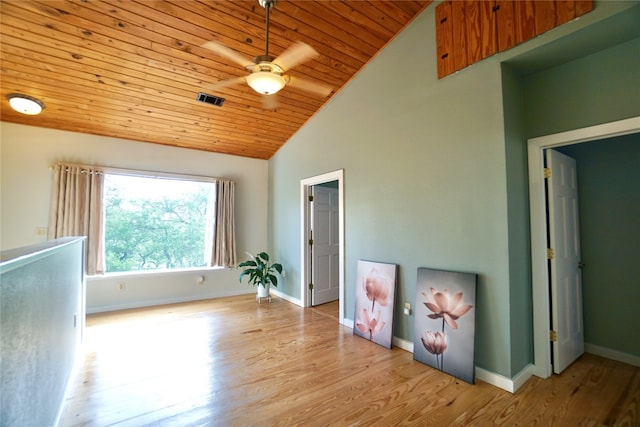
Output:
[{"xmin": 60, "ymin": 295, "xmax": 639, "ymax": 426}]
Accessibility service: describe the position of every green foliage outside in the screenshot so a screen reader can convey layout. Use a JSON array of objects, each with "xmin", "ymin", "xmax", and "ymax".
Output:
[{"xmin": 104, "ymin": 178, "xmax": 214, "ymax": 272}]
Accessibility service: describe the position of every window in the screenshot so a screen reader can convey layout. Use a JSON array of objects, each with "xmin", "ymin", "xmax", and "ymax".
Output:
[{"xmin": 103, "ymin": 173, "xmax": 216, "ymax": 273}]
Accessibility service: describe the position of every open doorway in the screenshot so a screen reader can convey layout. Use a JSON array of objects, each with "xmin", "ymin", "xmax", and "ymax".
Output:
[
  {"xmin": 300, "ymin": 170, "xmax": 345, "ymax": 324},
  {"xmin": 528, "ymin": 117, "xmax": 640, "ymax": 379}
]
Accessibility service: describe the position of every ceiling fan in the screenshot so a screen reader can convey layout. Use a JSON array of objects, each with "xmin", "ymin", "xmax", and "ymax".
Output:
[{"xmin": 201, "ymin": 0, "xmax": 332, "ymax": 102}]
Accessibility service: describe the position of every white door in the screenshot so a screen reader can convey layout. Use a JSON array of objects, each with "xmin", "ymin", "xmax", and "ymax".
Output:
[
  {"xmin": 546, "ymin": 149, "xmax": 584, "ymax": 374},
  {"xmin": 312, "ymin": 185, "xmax": 339, "ymax": 305}
]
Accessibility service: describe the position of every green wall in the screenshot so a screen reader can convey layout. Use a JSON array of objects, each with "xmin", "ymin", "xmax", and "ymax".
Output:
[
  {"xmin": 502, "ymin": 65, "xmax": 534, "ymax": 374},
  {"xmin": 557, "ymin": 135, "xmax": 640, "ymax": 357},
  {"xmin": 518, "ymin": 35, "xmax": 640, "ymax": 361},
  {"xmin": 269, "ymin": 2, "xmax": 639, "ymax": 378},
  {"xmin": 270, "ymin": 6, "xmax": 513, "ymax": 377},
  {"xmin": 523, "ymin": 36, "xmax": 640, "ymax": 137}
]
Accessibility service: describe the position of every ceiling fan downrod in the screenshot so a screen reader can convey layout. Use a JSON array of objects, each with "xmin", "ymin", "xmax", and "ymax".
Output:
[{"xmin": 257, "ymin": 0, "xmax": 277, "ymax": 62}]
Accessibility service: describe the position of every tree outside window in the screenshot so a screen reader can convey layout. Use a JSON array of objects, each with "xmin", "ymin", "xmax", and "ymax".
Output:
[{"xmin": 103, "ymin": 174, "xmax": 216, "ymax": 273}]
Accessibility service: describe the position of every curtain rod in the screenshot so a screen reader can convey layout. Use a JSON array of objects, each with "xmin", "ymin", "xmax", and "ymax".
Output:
[{"xmin": 49, "ymin": 162, "xmax": 226, "ymax": 183}]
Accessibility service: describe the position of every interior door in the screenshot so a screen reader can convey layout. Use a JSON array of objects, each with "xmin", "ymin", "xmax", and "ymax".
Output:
[
  {"xmin": 312, "ymin": 184, "xmax": 339, "ymax": 305},
  {"xmin": 546, "ymin": 149, "xmax": 584, "ymax": 374}
]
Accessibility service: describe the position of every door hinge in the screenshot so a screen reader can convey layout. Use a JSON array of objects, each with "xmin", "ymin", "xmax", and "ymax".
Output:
[
  {"xmin": 308, "ymin": 195, "xmax": 314, "ymax": 202},
  {"xmin": 309, "ymin": 238, "xmax": 313, "ymax": 246},
  {"xmin": 549, "ymin": 330, "xmax": 558, "ymax": 342},
  {"xmin": 544, "ymin": 168, "xmax": 551, "ymax": 178},
  {"xmin": 547, "ymin": 248, "xmax": 555, "ymax": 259},
  {"xmin": 309, "ymin": 283, "xmax": 314, "ymax": 290}
]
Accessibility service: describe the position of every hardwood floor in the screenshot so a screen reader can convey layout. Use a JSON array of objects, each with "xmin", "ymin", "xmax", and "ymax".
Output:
[{"xmin": 60, "ymin": 295, "xmax": 639, "ymax": 426}]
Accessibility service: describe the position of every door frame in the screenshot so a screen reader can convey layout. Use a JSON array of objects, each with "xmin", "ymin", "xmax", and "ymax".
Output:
[
  {"xmin": 528, "ymin": 116, "xmax": 640, "ymax": 379},
  {"xmin": 300, "ymin": 169, "xmax": 345, "ymax": 324}
]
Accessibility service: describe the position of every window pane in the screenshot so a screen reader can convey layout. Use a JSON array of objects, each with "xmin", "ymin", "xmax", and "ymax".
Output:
[{"xmin": 104, "ymin": 174, "xmax": 216, "ymax": 273}]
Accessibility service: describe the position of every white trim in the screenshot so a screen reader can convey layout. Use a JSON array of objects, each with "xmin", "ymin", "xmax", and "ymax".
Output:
[
  {"xmin": 300, "ymin": 170, "xmax": 345, "ymax": 324},
  {"xmin": 270, "ymin": 287, "xmax": 302, "ymax": 306},
  {"xmin": 387, "ymin": 333, "xmax": 532, "ymax": 393},
  {"xmin": 475, "ymin": 364, "xmax": 534, "ymax": 393},
  {"xmin": 585, "ymin": 344, "xmax": 640, "ymax": 367},
  {"xmin": 86, "ymin": 290, "xmax": 252, "ymax": 314},
  {"xmin": 528, "ymin": 117, "xmax": 640, "ymax": 379},
  {"xmin": 392, "ymin": 336, "xmax": 414, "ymax": 353},
  {"xmin": 104, "ymin": 166, "xmax": 220, "ymax": 183},
  {"xmin": 511, "ymin": 364, "xmax": 535, "ymax": 393}
]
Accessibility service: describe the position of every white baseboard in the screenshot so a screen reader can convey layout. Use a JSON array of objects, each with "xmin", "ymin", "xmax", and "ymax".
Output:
[
  {"xmin": 342, "ymin": 317, "xmax": 354, "ymax": 328},
  {"xmin": 270, "ymin": 288, "xmax": 302, "ymax": 306},
  {"xmin": 86, "ymin": 290, "xmax": 253, "ymax": 314},
  {"xmin": 475, "ymin": 364, "xmax": 534, "ymax": 393},
  {"xmin": 393, "ymin": 336, "xmax": 414, "ymax": 352},
  {"xmin": 390, "ymin": 336, "xmax": 532, "ymax": 394},
  {"xmin": 586, "ymin": 343, "xmax": 640, "ymax": 367}
]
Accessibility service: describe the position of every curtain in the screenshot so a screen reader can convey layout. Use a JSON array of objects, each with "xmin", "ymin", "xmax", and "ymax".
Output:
[
  {"xmin": 211, "ymin": 179, "xmax": 237, "ymax": 267},
  {"xmin": 48, "ymin": 164, "xmax": 105, "ymax": 275}
]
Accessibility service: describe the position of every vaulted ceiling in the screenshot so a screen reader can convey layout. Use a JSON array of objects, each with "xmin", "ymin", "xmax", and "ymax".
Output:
[{"xmin": 1, "ymin": 0, "xmax": 432, "ymax": 159}]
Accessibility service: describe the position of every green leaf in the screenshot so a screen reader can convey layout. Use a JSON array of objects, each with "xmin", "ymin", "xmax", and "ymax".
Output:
[{"xmin": 238, "ymin": 260, "xmax": 257, "ymax": 268}]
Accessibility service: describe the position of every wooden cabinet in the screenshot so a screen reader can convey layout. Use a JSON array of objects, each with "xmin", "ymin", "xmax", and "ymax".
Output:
[{"xmin": 436, "ymin": 0, "xmax": 593, "ymax": 78}]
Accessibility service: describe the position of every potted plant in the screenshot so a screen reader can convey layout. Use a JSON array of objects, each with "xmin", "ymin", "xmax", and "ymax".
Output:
[{"xmin": 238, "ymin": 251, "xmax": 283, "ymax": 300}]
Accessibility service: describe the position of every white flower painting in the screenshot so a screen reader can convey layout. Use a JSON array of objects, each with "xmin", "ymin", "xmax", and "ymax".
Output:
[
  {"xmin": 353, "ymin": 260, "xmax": 397, "ymax": 349},
  {"xmin": 413, "ymin": 267, "xmax": 477, "ymax": 384}
]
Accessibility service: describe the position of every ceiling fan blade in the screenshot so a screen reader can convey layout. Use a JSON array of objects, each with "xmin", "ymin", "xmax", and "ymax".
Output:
[
  {"xmin": 202, "ymin": 76, "xmax": 247, "ymax": 92},
  {"xmin": 287, "ymin": 76, "xmax": 333, "ymax": 97},
  {"xmin": 272, "ymin": 41, "xmax": 319, "ymax": 72},
  {"xmin": 202, "ymin": 41, "xmax": 254, "ymax": 68}
]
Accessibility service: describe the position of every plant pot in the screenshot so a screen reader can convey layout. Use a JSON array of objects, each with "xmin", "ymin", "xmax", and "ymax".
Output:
[{"xmin": 257, "ymin": 283, "xmax": 270, "ymax": 298}]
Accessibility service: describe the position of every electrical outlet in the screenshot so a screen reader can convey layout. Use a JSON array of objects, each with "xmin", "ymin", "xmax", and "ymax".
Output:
[
  {"xmin": 118, "ymin": 282, "xmax": 125, "ymax": 291},
  {"xmin": 404, "ymin": 302, "xmax": 411, "ymax": 316}
]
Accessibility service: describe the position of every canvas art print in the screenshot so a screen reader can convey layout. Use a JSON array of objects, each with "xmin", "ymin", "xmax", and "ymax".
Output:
[
  {"xmin": 353, "ymin": 260, "xmax": 397, "ymax": 349},
  {"xmin": 413, "ymin": 267, "xmax": 477, "ymax": 384}
]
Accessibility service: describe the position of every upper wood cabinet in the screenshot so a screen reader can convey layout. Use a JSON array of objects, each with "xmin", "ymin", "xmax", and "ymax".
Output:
[{"xmin": 436, "ymin": 0, "xmax": 593, "ymax": 78}]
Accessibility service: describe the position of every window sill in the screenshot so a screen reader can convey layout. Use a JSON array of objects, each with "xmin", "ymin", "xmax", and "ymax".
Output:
[{"xmin": 87, "ymin": 266, "xmax": 227, "ymax": 281}]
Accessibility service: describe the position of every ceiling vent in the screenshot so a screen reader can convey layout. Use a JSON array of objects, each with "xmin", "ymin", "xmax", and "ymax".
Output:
[{"xmin": 197, "ymin": 92, "xmax": 225, "ymax": 107}]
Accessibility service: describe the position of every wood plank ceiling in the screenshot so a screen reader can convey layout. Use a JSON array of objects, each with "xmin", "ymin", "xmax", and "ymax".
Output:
[{"xmin": 1, "ymin": 0, "xmax": 431, "ymax": 159}]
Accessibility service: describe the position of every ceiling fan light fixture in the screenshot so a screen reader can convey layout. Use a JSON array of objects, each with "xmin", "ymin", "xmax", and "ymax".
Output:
[
  {"xmin": 246, "ymin": 71, "xmax": 286, "ymax": 95},
  {"xmin": 6, "ymin": 93, "xmax": 45, "ymax": 115}
]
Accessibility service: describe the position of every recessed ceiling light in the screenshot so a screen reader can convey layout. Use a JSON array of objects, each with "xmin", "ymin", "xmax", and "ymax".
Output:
[{"xmin": 6, "ymin": 93, "xmax": 45, "ymax": 115}]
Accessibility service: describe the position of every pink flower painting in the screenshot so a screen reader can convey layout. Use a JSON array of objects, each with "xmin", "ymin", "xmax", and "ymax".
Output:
[
  {"xmin": 414, "ymin": 268, "xmax": 477, "ymax": 384},
  {"xmin": 353, "ymin": 260, "xmax": 397, "ymax": 349},
  {"xmin": 421, "ymin": 330, "xmax": 448, "ymax": 370},
  {"xmin": 422, "ymin": 287, "xmax": 472, "ymax": 330},
  {"xmin": 355, "ymin": 308, "xmax": 385, "ymax": 341}
]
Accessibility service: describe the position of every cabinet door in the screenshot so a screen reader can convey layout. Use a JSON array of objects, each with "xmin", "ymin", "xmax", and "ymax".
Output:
[
  {"xmin": 496, "ymin": 1, "xmax": 516, "ymax": 52},
  {"xmin": 480, "ymin": 0, "xmax": 498, "ymax": 60},
  {"xmin": 515, "ymin": 0, "xmax": 536, "ymax": 44},
  {"xmin": 452, "ymin": 1, "xmax": 468, "ymax": 72},
  {"xmin": 435, "ymin": 1, "xmax": 455, "ymax": 78},
  {"xmin": 535, "ymin": 0, "xmax": 556, "ymax": 35}
]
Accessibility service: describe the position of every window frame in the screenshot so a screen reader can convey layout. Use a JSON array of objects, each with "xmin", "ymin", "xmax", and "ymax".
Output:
[{"xmin": 101, "ymin": 167, "xmax": 220, "ymax": 275}]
